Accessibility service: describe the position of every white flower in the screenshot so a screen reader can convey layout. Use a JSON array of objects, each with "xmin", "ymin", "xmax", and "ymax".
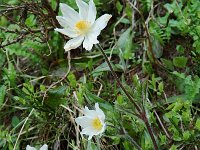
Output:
[
  {"xmin": 55, "ymin": 0, "xmax": 112, "ymax": 51},
  {"xmin": 75, "ymin": 103, "xmax": 106, "ymax": 140},
  {"xmin": 26, "ymin": 144, "xmax": 48, "ymax": 150}
]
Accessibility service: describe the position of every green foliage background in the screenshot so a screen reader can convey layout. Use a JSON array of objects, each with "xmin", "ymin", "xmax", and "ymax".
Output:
[{"xmin": 0, "ymin": 0, "xmax": 200, "ymax": 149}]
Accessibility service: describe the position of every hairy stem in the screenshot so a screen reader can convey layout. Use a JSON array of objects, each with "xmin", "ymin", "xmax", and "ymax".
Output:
[
  {"xmin": 97, "ymin": 44, "xmax": 159, "ymax": 150},
  {"xmin": 97, "ymin": 44, "xmax": 142, "ymax": 114},
  {"xmin": 143, "ymin": 113, "xmax": 159, "ymax": 150}
]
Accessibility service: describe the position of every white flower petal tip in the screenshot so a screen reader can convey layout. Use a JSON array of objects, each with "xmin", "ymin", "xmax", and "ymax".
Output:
[
  {"xmin": 55, "ymin": 0, "xmax": 111, "ymax": 51},
  {"xmin": 26, "ymin": 144, "xmax": 48, "ymax": 150},
  {"xmin": 40, "ymin": 144, "xmax": 48, "ymax": 150},
  {"xmin": 26, "ymin": 145, "xmax": 36, "ymax": 150},
  {"xmin": 75, "ymin": 103, "xmax": 106, "ymax": 140},
  {"xmin": 64, "ymin": 36, "xmax": 84, "ymax": 52}
]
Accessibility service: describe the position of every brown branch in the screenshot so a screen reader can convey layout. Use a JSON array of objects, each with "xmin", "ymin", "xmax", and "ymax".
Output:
[
  {"xmin": 143, "ymin": 114, "xmax": 159, "ymax": 150},
  {"xmin": 97, "ymin": 44, "xmax": 159, "ymax": 150},
  {"xmin": 97, "ymin": 44, "xmax": 142, "ymax": 115},
  {"xmin": 0, "ymin": 35, "xmax": 25, "ymax": 49},
  {"xmin": 55, "ymin": 0, "xmax": 60, "ymax": 14},
  {"xmin": 0, "ymin": 26, "xmax": 54, "ymax": 49},
  {"xmin": 41, "ymin": 0, "xmax": 60, "ymax": 28}
]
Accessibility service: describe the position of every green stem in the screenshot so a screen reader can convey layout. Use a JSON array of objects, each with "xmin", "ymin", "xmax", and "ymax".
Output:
[{"xmin": 96, "ymin": 136, "xmax": 101, "ymax": 150}]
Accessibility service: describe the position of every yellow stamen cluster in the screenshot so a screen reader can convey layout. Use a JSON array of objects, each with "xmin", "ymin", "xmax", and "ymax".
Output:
[
  {"xmin": 75, "ymin": 20, "xmax": 91, "ymax": 35},
  {"xmin": 92, "ymin": 117, "xmax": 103, "ymax": 130}
]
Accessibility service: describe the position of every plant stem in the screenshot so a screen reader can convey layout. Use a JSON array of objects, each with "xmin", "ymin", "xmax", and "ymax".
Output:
[
  {"xmin": 14, "ymin": 108, "xmax": 34, "ymax": 150},
  {"xmin": 97, "ymin": 44, "xmax": 142, "ymax": 114},
  {"xmin": 143, "ymin": 113, "xmax": 159, "ymax": 150},
  {"xmin": 122, "ymin": 127, "xmax": 142, "ymax": 150},
  {"xmin": 96, "ymin": 136, "xmax": 101, "ymax": 150},
  {"xmin": 97, "ymin": 44, "xmax": 159, "ymax": 150}
]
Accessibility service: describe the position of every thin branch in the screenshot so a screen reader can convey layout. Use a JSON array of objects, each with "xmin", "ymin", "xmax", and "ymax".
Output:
[
  {"xmin": 97, "ymin": 44, "xmax": 142, "ymax": 114},
  {"xmin": 97, "ymin": 44, "xmax": 159, "ymax": 150},
  {"xmin": 41, "ymin": 0, "xmax": 60, "ymax": 27},
  {"xmin": 55, "ymin": 0, "xmax": 60, "ymax": 14},
  {"xmin": 13, "ymin": 108, "xmax": 34, "ymax": 150},
  {"xmin": 0, "ymin": 35, "xmax": 25, "ymax": 49},
  {"xmin": 122, "ymin": 127, "xmax": 142, "ymax": 150}
]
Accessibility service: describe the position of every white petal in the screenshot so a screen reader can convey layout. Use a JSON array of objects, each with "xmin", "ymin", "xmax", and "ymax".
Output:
[
  {"xmin": 83, "ymin": 35, "xmax": 94, "ymax": 51},
  {"xmin": 80, "ymin": 126, "xmax": 98, "ymax": 140},
  {"xmin": 88, "ymin": 135, "xmax": 93, "ymax": 140},
  {"xmin": 95, "ymin": 103, "xmax": 105, "ymax": 121},
  {"xmin": 87, "ymin": 0, "xmax": 96, "ymax": 24},
  {"xmin": 93, "ymin": 14, "xmax": 112, "ymax": 32},
  {"xmin": 64, "ymin": 36, "xmax": 84, "ymax": 52},
  {"xmin": 55, "ymin": 28, "xmax": 78, "ymax": 38},
  {"xmin": 56, "ymin": 16, "xmax": 69, "ymax": 28},
  {"xmin": 87, "ymin": 31, "xmax": 99, "ymax": 43},
  {"xmin": 82, "ymin": 32, "xmax": 99, "ymax": 51},
  {"xmin": 76, "ymin": 0, "xmax": 89, "ymax": 20},
  {"xmin": 75, "ymin": 116, "xmax": 92, "ymax": 128},
  {"xmin": 81, "ymin": 126, "xmax": 104, "ymax": 140},
  {"xmin": 26, "ymin": 145, "xmax": 36, "ymax": 150},
  {"xmin": 100, "ymin": 123, "xmax": 106, "ymax": 134},
  {"xmin": 39, "ymin": 144, "xmax": 48, "ymax": 150},
  {"xmin": 60, "ymin": 3, "xmax": 79, "ymax": 25},
  {"xmin": 83, "ymin": 106, "xmax": 97, "ymax": 117},
  {"xmin": 93, "ymin": 123, "xmax": 106, "ymax": 135}
]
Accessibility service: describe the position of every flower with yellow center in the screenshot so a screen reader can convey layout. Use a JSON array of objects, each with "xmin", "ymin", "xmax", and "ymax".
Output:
[
  {"xmin": 55, "ymin": 0, "xmax": 112, "ymax": 51},
  {"xmin": 75, "ymin": 103, "xmax": 106, "ymax": 140},
  {"xmin": 26, "ymin": 144, "xmax": 48, "ymax": 150}
]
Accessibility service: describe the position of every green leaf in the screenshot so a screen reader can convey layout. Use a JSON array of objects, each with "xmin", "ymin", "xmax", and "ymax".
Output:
[
  {"xmin": 46, "ymin": 97, "xmax": 67, "ymax": 109},
  {"xmin": 48, "ymin": 86, "xmax": 68, "ymax": 96},
  {"xmin": 117, "ymin": 28, "xmax": 134, "ymax": 59},
  {"xmin": 11, "ymin": 116, "xmax": 20, "ymax": 128},
  {"xmin": 183, "ymin": 131, "xmax": 190, "ymax": 140},
  {"xmin": 84, "ymin": 90, "xmax": 113, "ymax": 111},
  {"xmin": 25, "ymin": 15, "xmax": 36, "ymax": 27},
  {"xmin": 67, "ymin": 73, "xmax": 77, "ymax": 88},
  {"xmin": 0, "ymin": 85, "xmax": 6, "ymax": 107},
  {"xmin": 158, "ymin": 82, "xmax": 164, "ymax": 93},
  {"xmin": 117, "ymin": 95, "xmax": 124, "ymax": 104},
  {"xmin": 3, "ymin": 62, "xmax": 17, "ymax": 86},
  {"xmin": 176, "ymin": 45, "xmax": 185, "ymax": 54},
  {"xmin": 0, "ymin": 16, "xmax": 8, "ymax": 26},
  {"xmin": 116, "ymin": 1, "xmax": 123, "ymax": 14},
  {"xmin": 151, "ymin": 37, "xmax": 163, "ymax": 58},
  {"xmin": 87, "ymin": 140, "xmax": 98, "ymax": 150},
  {"xmin": 170, "ymin": 145, "xmax": 178, "ymax": 150},
  {"xmin": 161, "ymin": 58, "xmax": 174, "ymax": 70},
  {"xmin": 173, "ymin": 56, "xmax": 188, "ymax": 68},
  {"xmin": 195, "ymin": 119, "xmax": 200, "ymax": 131},
  {"xmin": 0, "ymin": 52, "xmax": 6, "ymax": 68},
  {"xmin": 92, "ymin": 62, "xmax": 118, "ymax": 75}
]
